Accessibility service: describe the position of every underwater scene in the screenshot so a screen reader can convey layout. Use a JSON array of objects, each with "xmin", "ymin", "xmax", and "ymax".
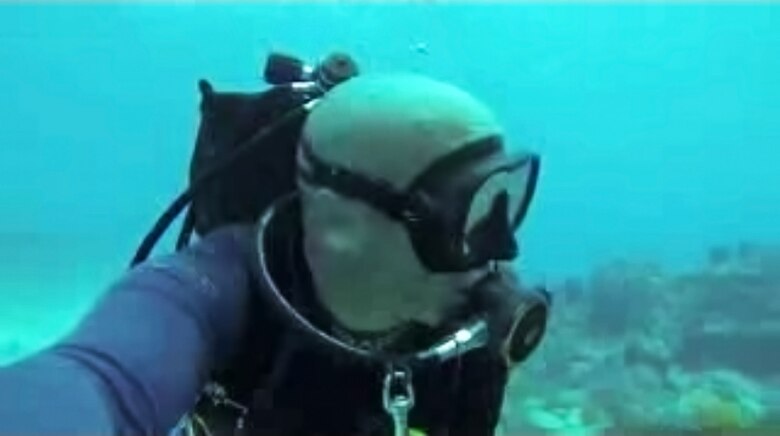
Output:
[{"xmin": 1, "ymin": 3, "xmax": 778, "ymax": 435}]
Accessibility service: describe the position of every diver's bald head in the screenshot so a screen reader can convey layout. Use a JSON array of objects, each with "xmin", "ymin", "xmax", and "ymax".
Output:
[
  {"xmin": 299, "ymin": 73, "xmax": 503, "ymax": 188},
  {"xmin": 296, "ymin": 73, "xmax": 505, "ymax": 333}
]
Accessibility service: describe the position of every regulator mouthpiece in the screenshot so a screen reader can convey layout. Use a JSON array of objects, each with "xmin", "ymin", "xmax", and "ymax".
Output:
[{"xmin": 416, "ymin": 271, "xmax": 550, "ymax": 367}]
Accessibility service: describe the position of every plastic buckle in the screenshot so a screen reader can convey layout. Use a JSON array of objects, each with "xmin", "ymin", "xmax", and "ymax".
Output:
[{"xmin": 382, "ymin": 365, "xmax": 415, "ymax": 436}]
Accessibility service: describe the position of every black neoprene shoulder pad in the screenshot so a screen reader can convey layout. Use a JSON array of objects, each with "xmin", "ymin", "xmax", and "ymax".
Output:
[{"xmin": 188, "ymin": 79, "xmax": 309, "ymax": 235}]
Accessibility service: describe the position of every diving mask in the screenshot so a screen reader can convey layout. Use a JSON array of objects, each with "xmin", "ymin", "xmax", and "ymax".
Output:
[{"xmin": 297, "ymin": 134, "xmax": 540, "ymax": 273}]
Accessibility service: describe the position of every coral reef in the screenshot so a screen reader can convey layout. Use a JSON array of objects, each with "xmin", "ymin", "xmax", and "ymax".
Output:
[
  {"xmin": 503, "ymin": 242, "xmax": 780, "ymax": 433},
  {"xmin": 676, "ymin": 371, "xmax": 766, "ymax": 431}
]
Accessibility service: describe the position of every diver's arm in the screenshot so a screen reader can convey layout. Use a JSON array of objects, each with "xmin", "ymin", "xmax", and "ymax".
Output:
[{"xmin": 0, "ymin": 225, "xmax": 255, "ymax": 434}]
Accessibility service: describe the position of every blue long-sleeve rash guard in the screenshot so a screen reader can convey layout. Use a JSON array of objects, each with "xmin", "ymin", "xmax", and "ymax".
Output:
[{"xmin": 0, "ymin": 226, "xmax": 254, "ymax": 434}]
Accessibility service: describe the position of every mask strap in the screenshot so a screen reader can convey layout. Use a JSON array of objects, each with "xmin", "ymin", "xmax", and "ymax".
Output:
[{"xmin": 298, "ymin": 137, "xmax": 422, "ymax": 222}]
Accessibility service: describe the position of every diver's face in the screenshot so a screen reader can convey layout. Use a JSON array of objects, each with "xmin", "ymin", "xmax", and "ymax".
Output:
[{"xmin": 301, "ymin": 184, "xmax": 487, "ymax": 332}]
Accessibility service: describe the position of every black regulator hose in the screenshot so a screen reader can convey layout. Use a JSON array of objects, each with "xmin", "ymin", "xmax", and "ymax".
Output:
[{"xmin": 176, "ymin": 208, "xmax": 196, "ymax": 251}]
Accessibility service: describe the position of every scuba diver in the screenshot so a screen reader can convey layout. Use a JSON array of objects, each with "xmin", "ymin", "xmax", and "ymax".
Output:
[{"xmin": 0, "ymin": 52, "xmax": 549, "ymax": 436}]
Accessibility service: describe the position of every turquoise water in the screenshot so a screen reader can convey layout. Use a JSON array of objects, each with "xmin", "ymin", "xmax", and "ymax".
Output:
[{"xmin": 1, "ymin": 3, "xmax": 779, "ymax": 433}]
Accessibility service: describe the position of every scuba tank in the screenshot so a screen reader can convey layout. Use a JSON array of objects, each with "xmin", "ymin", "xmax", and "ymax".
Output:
[{"xmin": 130, "ymin": 51, "xmax": 359, "ymax": 266}]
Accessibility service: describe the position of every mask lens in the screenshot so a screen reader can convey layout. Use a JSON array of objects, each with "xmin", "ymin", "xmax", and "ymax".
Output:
[{"xmin": 464, "ymin": 156, "xmax": 537, "ymax": 238}]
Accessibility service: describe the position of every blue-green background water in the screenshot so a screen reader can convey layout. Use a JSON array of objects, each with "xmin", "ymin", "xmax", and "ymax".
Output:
[{"xmin": 1, "ymin": 3, "xmax": 779, "ymax": 430}]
